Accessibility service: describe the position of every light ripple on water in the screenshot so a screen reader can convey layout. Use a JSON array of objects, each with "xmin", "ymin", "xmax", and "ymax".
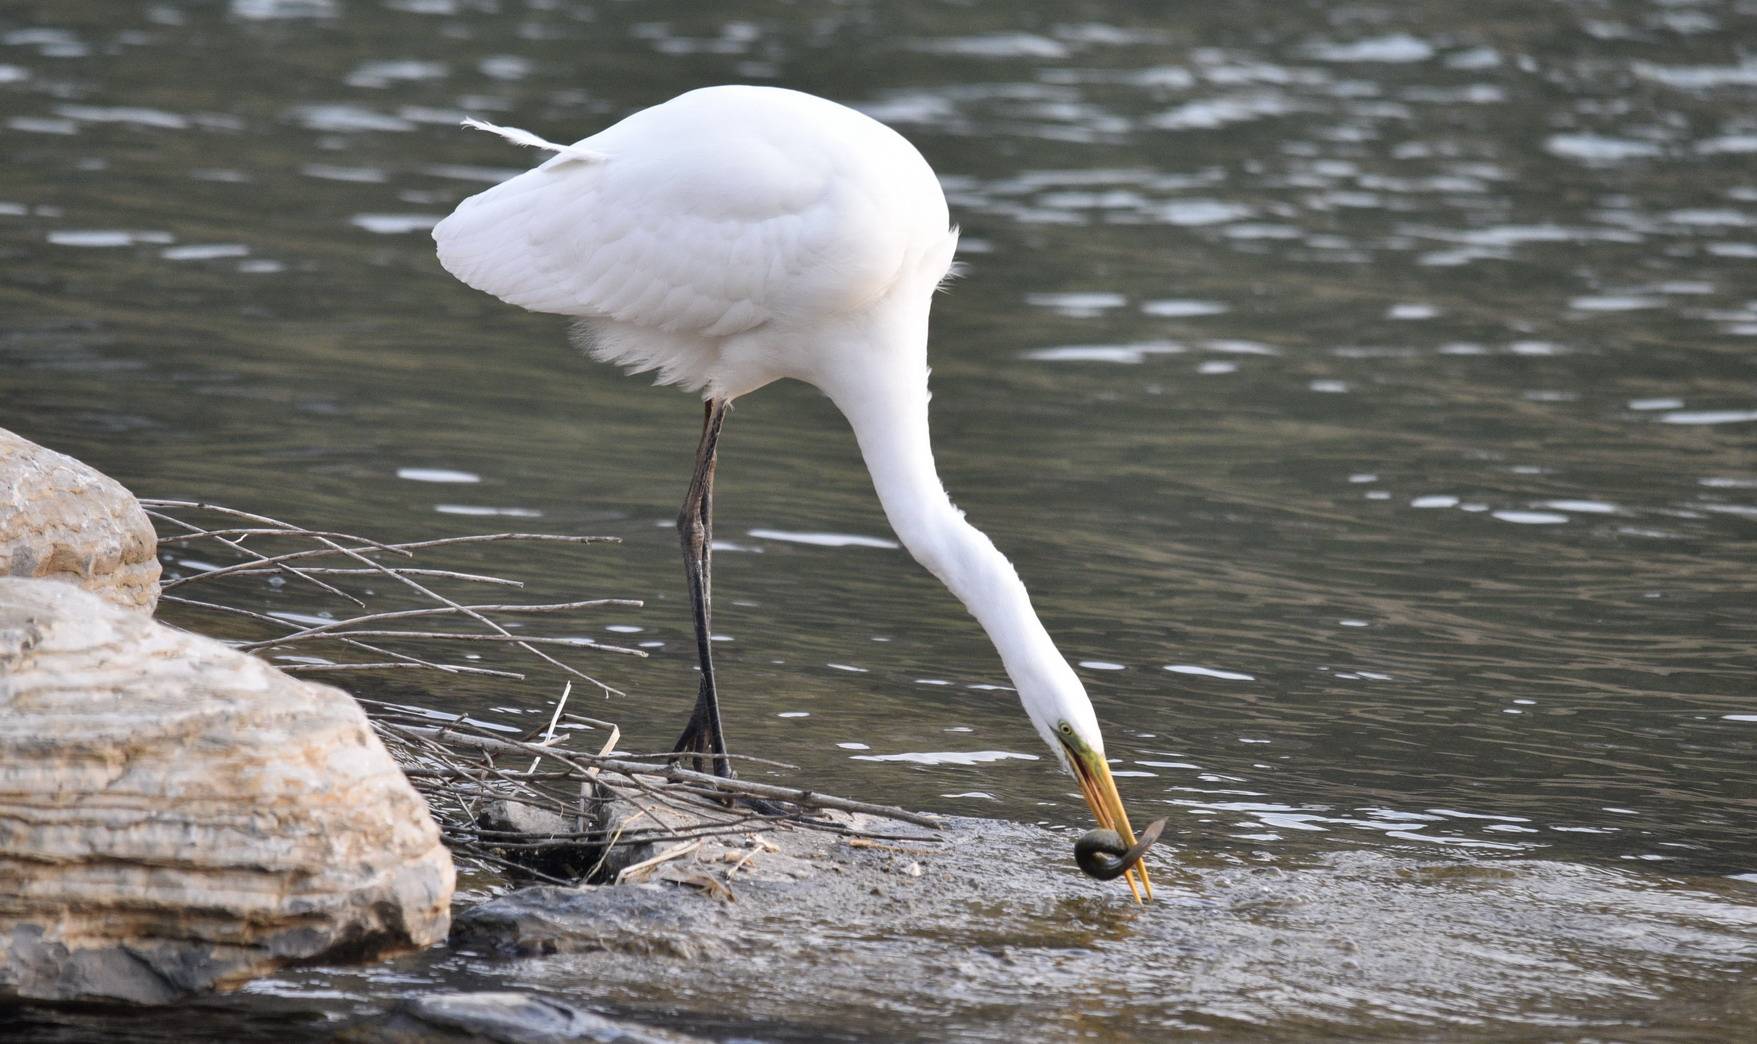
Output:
[
  {"xmin": 1302, "ymin": 34, "xmax": 1434, "ymax": 63},
  {"xmin": 289, "ymin": 104, "xmax": 415, "ymax": 133},
  {"xmin": 48, "ymin": 229, "xmax": 173, "ymax": 247},
  {"xmin": 1147, "ymin": 199, "xmax": 1253, "ymax": 225},
  {"xmin": 1491, "ymin": 510, "xmax": 1570, "ymax": 525},
  {"xmin": 266, "ymin": 610, "xmax": 334, "ymax": 626},
  {"xmin": 351, "ymin": 213, "xmax": 444, "ymax": 234},
  {"xmin": 1546, "ymin": 133, "xmax": 1665, "ymax": 163},
  {"xmin": 396, "ymin": 467, "xmax": 480, "ymax": 483},
  {"xmin": 747, "ymin": 528, "xmax": 899, "ymax": 549},
  {"xmin": 55, "ymin": 105, "xmax": 190, "ymax": 129},
  {"xmin": 1660, "ymin": 409, "xmax": 1757, "ymax": 425},
  {"xmin": 852, "ymin": 750, "xmax": 1040, "ymax": 766},
  {"xmin": 8, "ymin": 117, "xmax": 78, "ymax": 135},
  {"xmin": 1698, "ymin": 134, "xmax": 1757, "ymax": 155},
  {"xmin": 161, "ymin": 244, "xmax": 250, "ymax": 261},
  {"xmin": 1635, "ymin": 58, "xmax": 1757, "ymax": 89},
  {"xmin": 1022, "ymin": 342, "xmax": 1183, "ymax": 364},
  {"xmin": 1142, "ymin": 299, "xmax": 1227, "ymax": 317},
  {"xmin": 1570, "ymin": 294, "xmax": 1665, "ymax": 311},
  {"xmin": 302, "ymin": 164, "xmax": 387, "ymax": 183},
  {"xmin": 907, "ymin": 33, "xmax": 1069, "ymax": 60},
  {"xmin": 1151, "ymin": 93, "xmax": 1297, "ymax": 130},
  {"xmin": 433, "ymin": 504, "xmax": 541, "ymax": 518},
  {"xmin": 1023, "ymin": 290, "xmax": 1128, "ymax": 313},
  {"xmin": 419, "ymin": 163, "xmax": 526, "ymax": 183},
  {"xmin": 345, "ymin": 59, "xmax": 448, "ymax": 88},
  {"xmin": 231, "ymin": 0, "xmax": 338, "ymax": 19},
  {"xmin": 1166, "ymin": 664, "xmax": 1256, "ymax": 681}
]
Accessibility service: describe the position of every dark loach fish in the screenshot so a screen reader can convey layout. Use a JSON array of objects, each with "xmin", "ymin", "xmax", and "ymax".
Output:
[{"xmin": 1074, "ymin": 817, "xmax": 1167, "ymax": 881}]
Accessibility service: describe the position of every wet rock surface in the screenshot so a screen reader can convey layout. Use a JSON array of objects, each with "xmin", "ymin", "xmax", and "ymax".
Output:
[
  {"xmin": 0, "ymin": 428, "xmax": 160, "ymax": 612},
  {"xmin": 454, "ymin": 885, "xmax": 725, "ymax": 962},
  {"xmin": 7, "ymin": 813, "xmax": 1757, "ymax": 1040},
  {"xmin": 344, "ymin": 991, "xmax": 701, "ymax": 1044},
  {"xmin": 429, "ymin": 818, "xmax": 1757, "ymax": 1042},
  {"xmin": 0, "ymin": 578, "xmax": 455, "ymax": 1004},
  {"xmin": 453, "ymin": 805, "xmax": 937, "ymax": 960}
]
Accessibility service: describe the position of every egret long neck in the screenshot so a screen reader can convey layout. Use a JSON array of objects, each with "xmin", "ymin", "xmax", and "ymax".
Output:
[{"xmin": 818, "ymin": 344, "xmax": 1084, "ymax": 707}]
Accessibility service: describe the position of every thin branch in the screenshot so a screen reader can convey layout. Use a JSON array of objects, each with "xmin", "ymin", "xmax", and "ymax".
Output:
[
  {"xmin": 157, "ymin": 530, "xmax": 617, "ymax": 590},
  {"xmin": 243, "ymin": 630, "xmax": 647, "ymax": 656},
  {"xmin": 147, "ymin": 507, "xmax": 367, "ymax": 607},
  {"xmin": 158, "ymin": 594, "xmax": 520, "ymax": 677},
  {"xmin": 380, "ymin": 723, "xmax": 944, "ymax": 829},
  {"xmin": 281, "ymin": 662, "xmax": 524, "ymax": 678},
  {"xmin": 157, "ymin": 527, "xmax": 417, "ymax": 546},
  {"xmin": 236, "ymin": 598, "xmax": 642, "ymax": 649},
  {"xmin": 181, "ymin": 566, "xmax": 525, "ymax": 587},
  {"xmin": 278, "ymin": 527, "xmax": 632, "ymax": 696}
]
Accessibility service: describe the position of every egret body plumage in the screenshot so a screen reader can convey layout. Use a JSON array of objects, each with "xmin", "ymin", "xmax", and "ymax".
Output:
[{"xmin": 434, "ymin": 85, "xmax": 1155, "ymax": 898}]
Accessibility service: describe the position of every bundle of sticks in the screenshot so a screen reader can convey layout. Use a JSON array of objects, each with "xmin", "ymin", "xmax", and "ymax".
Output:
[{"xmin": 145, "ymin": 499, "xmax": 938, "ymax": 884}]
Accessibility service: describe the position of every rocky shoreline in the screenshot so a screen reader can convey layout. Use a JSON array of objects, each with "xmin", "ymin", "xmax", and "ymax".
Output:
[
  {"xmin": 0, "ymin": 426, "xmax": 947, "ymax": 1039},
  {"xmin": 1, "ymin": 429, "xmax": 455, "ymax": 1005}
]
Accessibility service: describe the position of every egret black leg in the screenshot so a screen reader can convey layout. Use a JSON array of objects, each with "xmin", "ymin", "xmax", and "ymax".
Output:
[{"xmin": 672, "ymin": 398, "xmax": 733, "ymax": 777}]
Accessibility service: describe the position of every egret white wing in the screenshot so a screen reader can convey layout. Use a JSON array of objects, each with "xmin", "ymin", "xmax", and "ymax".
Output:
[{"xmin": 434, "ymin": 90, "xmax": 928, "ymax": 339}]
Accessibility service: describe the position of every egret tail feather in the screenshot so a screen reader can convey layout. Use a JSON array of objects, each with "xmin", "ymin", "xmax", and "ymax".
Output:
[{"xmin": 459, "ymin": 117, "xmax": 607, "ymax": 164}]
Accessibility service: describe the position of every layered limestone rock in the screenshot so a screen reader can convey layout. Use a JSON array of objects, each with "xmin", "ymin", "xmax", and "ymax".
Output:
[
  {"xmin": 0, "ymin": 578, "xmax": 455, "ymax": 1004},
  {"xmin": 0, "ymin": 428, "xmax": 161, "ymax": 612}
]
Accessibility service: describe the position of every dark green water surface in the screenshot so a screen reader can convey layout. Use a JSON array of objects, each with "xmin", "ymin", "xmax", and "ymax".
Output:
[{"xmin": 3, "ymin": 0, "xmax": 1755, "ymax": 1039}]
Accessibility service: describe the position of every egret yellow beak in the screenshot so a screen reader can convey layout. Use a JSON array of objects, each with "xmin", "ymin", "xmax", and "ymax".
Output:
[{"xmin": 1064, "ymin": 739, "xmax": 1154, "ymax": 902}]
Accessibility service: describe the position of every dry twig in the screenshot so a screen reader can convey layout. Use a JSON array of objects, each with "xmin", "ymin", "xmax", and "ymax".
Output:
[
  {"xmin": 144, "ymin": 498, "xmax": 941, "ymax": 887},
  {"xmin": 146, "ymin": 499, "xmax": 636, "ymax": 689}
]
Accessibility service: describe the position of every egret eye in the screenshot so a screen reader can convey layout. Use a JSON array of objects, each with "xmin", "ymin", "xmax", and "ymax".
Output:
[{"xmin": 1059, "ymin": 723, "xmax": 1073, "ymax": 736}]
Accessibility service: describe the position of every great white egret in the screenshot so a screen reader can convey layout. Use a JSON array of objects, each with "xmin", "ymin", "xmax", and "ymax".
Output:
[{"xmin": 433, "ymin": 85, "xmax": 1157, "ymax": 898}]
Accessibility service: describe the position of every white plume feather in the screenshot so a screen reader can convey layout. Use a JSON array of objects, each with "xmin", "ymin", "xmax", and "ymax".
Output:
[{"xmin": 460, "ymin": 117, "xmax": 607, "ymax": 165}]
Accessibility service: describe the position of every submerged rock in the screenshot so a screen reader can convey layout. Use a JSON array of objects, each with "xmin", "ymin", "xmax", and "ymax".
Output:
[
  {"xmin": 345, "ymin": 991, "xmax": 702, "ymax": 1043},
  {"xmin": 0, "ymin": 428, "xmax": 161, "ymax": 612},
  {"xmin": 453, "ymin": 884, "xmax": 726, "ymax": 961},
  {"xmin": 0, "ymin": 578, "xmax": 455, "ymax": 1004},
  {"xmin": 452, "ymin": 804, "xmax": 943, "ymax": 962}
]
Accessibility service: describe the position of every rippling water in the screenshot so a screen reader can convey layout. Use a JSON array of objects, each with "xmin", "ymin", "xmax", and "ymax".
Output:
[{"xmin": 3, "ymin": 0, "xmax": 1755, "ymax": 1038}]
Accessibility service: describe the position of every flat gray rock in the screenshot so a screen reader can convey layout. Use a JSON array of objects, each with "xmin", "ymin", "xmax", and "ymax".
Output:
[
  {"xmin": 348, "ymin": 991, "xmax": 700, "ymax": 1043},
  {"xmin": 453, "ymin": 884, "xmax": 725, "ymax": 962}
]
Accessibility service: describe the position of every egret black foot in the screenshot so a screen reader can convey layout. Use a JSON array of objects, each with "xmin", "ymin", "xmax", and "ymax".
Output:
[
  {"xmin": 668, "ymin": 724, "xmax": 732, "ymax": 779},
  {"xmin": 669, "ymin": 717, "xmax": 798, "ymax": 817}
]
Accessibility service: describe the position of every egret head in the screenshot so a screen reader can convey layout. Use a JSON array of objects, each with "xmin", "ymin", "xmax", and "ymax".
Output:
[{"xmin": 1022, "ymin": 679, "xmax": 1156, "ymax": 900}]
